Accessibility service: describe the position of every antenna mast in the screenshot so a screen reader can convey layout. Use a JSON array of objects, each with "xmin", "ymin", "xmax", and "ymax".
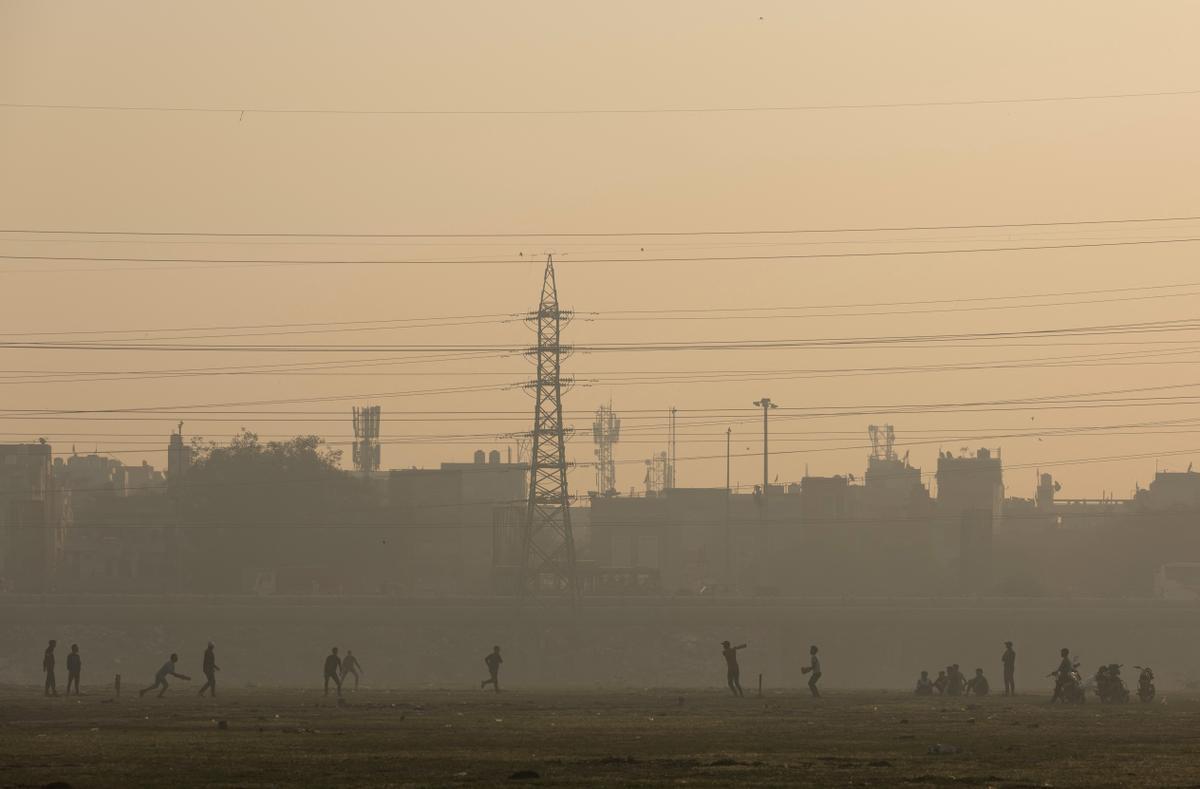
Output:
[
  {"xmin": 592, "ymin": 400, "xmax": 620, "ymax": 496},
  {"xmin": 352, "ymin": 405, "xmax": 381, "ymax": 473}
]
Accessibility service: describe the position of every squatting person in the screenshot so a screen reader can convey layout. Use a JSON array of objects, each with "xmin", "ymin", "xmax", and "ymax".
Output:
[{"xmin": 139, "ymin": 654, "xmax": 191, "ymax": 698}]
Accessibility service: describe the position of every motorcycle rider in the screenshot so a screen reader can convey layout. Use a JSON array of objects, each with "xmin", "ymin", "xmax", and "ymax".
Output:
[{"xmin": 1051, "ymin": 648, "xmax": 1077, "ymax": 703}]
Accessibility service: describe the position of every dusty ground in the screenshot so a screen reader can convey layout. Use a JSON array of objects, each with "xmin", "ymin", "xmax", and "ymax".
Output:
[{"xmin": 1, "ymin": 685, "xmax": 1198, "ymax": 788}]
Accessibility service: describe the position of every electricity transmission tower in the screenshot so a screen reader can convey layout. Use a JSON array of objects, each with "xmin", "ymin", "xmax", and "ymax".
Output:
[
  {"xmin": 351, "ymin": 405, "xmax": 381, "ymax": 473},
  {"xmin": 520, "ymin": 255, "xmax": 580, "ymax": 602}
]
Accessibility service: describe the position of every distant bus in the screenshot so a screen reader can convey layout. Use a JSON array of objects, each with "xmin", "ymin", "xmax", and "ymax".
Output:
[{"xmin": 1154, "ymin": 563, "xmax": 1200, "ymax": 600}]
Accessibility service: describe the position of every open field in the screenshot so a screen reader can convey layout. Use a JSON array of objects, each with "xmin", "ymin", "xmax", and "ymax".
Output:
[{"xmin": 2, "ymin": 687, "xmax": 1200, "ymax": 788}]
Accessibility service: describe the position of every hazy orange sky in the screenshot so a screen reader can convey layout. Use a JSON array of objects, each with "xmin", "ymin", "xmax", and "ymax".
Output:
[{"xmin": 2, "ymin": 1, "xmax": 1200, "ymax": 499}]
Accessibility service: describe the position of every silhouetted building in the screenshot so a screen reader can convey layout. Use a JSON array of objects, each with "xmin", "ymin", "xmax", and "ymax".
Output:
[
  {"xmin": 1147, "ymin": 470, "xmax": 1200, "ymax": 511},
  {"xmin": 800, "ymin": 475, "xmax": 856, "ymax": 523},
  {"xmin": 936, "ymin": 448, "xmax": 1003, "ymax": 518},
  {"xmin": 54, "ymin": 452, "xmax": 124, "ymax": 496},
  {"xmin": 58, "ymin": 493, "xmax": 176, "ymax": 592},
  {"xmin": 390, "ymin": 451, "xmax": 527, "ymax": 595},
  {"xmin": 0, "ymin": 442, "xmax": 67, "ymax": 592},
  {"xmin": 123, "ymin": 461, "xmax": 165, "ymax": 494},
  {"xmin": 167, "ymin": 424, "xmax": 190, "ymax": 485},
  {"xmin": 864, "ymin": 454, "xmax": 927, "ymax": 517}
]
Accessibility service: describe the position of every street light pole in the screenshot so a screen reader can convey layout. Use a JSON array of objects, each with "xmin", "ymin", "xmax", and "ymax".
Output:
[
  {"xmin": 752, "ymin": 397, "xmax": 777, "ymax": 504},
  {"xmin": 752, "ymin": 398, "xmax": 777, "ymax": 595}
]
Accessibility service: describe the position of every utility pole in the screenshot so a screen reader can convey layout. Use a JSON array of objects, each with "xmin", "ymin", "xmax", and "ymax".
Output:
[
  {"xmin": 725, "ymin": 427, "xmax": 732, "ymax": 491},
  {"xmin": 665, "ymin": 406, "xmax": 677, "ymax": 490},
  {"xmin": 725, "ymin": 426, "xmax": 732, "ymax": 587},
  {"xmin": 520, "ymin": 255, "xmax": 579, "ymax": 607}
]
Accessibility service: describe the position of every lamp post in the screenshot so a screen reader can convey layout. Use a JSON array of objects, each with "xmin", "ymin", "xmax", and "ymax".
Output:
[
  {"xmin": 752, "ymin": 398, "xmax": 777, "ymax": 594},
  {"xmin": 752, "ymin": 398, "xmax": 777, "ymax": 505}
]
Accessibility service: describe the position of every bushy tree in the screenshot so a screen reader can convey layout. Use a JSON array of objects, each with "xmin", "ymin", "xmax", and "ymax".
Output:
[{"xmin": 177, "ymin": 431, "xmax": 373, "ymax": 592}]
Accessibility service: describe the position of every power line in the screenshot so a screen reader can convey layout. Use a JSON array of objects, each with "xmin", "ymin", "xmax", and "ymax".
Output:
[
  {"xmin": 4, "ymin": 279, "xmax": 1200, "ymax": 347},
  {"xmin": 1, "ymin": 316, "xmax": 1198, "ymax": 353},
  {"xmin": 3, "ymin": 237, "xmax": 1199, "ymax": 272},
  {"xmin": 3, "ymin": 87, "xmax": 1198, "ymax": 117},
  {"xmin": 1, "ymin": 213, "xmax": 1198, "ymax": 239}
]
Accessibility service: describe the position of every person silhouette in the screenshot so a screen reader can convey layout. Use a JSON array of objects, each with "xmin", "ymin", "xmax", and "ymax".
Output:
[
  {"xmin": 721, "ymin": 641, "xmax": 747, "ymax": 697},
  {"xmin": 66, "ymin": 644, "xmax": 82, "ymax": 696},
  {"xmin": 801, "ymin": 644, "xmax": 822, "ymax": 698},
  {"xmin": 43, "ymin": 640, "xmax": 58, "ymax": 697},
  {"xmin": 323, "ymin": 647, "xmax": 343, "ymax": 697},
  {"xmin": 1002, "ymin": 641, "xmax": 1017, "ymax": 696},
  {"xmin": 198, "ymin": 642, "xmax": 220, "ymax": 697},
  {"xmin": 139, "ymin": 654, "xmax": 191, "ymax": 698},
  {"xmin": 481, "ymin": 646, "xmax": 502, "ymax": 692},
  {"xmin": 341, "ymin": 650, "xmax": 363, "ymax": 691}
]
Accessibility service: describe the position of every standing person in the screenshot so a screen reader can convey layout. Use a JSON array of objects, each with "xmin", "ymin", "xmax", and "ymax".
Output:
[
  {"xmin": 323, "ymin": 647, "xmax": 342, "ymax": 697},
  {"xmin": 1002, "ymin": 641, "xmax": 1017, "ymax": 696},
  {"xmin": 801, "ymin": 644, "xmax": 822, "ymax": 698},
  {"xmin": 198, "ymin": 642, "xmax": 219, "ymax": 698},
  {"xmin": 42, "ymin": 640, "xmax": 57, "ymax": 697},
  {"xmin": 946, "ymin": 664, "xmax": 965, "ymax": 697},
  {"xmin": 481, "ymin": 646, "xmax": 502, "ymax": 693},
  {"xmin": 138, "ymin": 654, "xmax": 191, "ymax": 698},
  {"xmin": 721, "ymin": 640, "xmax": 746, "ymax": 697},
  {"xmin": 66, "ymin": 644, "xmax": 82, "ymax": 696},
  {"xmin": 341, "ymin": 650, "xmax": 363, "ymax": 691},
  {"xmin": 915, "ymin": 670, "xmax": 934, "ymax": 695}
]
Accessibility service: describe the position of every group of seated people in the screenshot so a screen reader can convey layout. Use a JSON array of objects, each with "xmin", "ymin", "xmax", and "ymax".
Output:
[{"xmin": 915, "ymin": 664, "xmax": 990, "ymax": 696}]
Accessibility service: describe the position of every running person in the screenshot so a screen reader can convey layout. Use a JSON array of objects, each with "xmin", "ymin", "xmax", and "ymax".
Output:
[
  {"xmin": 341, "ymin": 650, "xmax": 363, "ymax": 691},
  {"xmin": 721, "ymin": 640, "xmax": 746, "ymax": 697},
  {"xmin": 481, "ymin": 646, "xmax": 502, "ymax": 692},
  {"xmin": 323, "ymin": 647, "xmax": 343, "ymax": 697},
  {"xmin": 139, "ymin": 654, "xmax": 190, "ymax": 698},
  {"xmin": 801, "ymin": 644, "xmax": 822, "ymax": 697}
]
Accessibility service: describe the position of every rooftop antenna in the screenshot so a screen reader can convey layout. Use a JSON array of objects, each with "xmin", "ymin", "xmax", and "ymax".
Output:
[
  {"xmin": 591, "ymin": 399, "xmax": 620, "ymax": 496},
  {"xmin": 351, "ymin": 405, "xmax": 381, "ymax": 473}
]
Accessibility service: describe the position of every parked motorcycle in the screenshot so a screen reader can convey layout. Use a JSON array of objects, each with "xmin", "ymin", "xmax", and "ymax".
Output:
[
  {"xmin": 1134, "ymin": 666, "xmax": 1156, "ymax": 703},
  {"xmin": 1095, "ymin": 664, "xmax": 1130, "ymax": 704},
  {"xmin": 1051, "ymin": 668, "xmax": 1087, "ymax": 704}
]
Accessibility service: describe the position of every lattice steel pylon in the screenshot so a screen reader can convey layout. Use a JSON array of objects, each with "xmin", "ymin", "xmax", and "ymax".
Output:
[{"xmin": 519, "ymin": 255, "xmax": 580, "ymax": 604}]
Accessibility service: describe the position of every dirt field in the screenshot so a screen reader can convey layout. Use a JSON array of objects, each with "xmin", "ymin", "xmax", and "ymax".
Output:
[{"xmin": 2, "ymin": 686, "xmax": 1198, "ymax": 788}]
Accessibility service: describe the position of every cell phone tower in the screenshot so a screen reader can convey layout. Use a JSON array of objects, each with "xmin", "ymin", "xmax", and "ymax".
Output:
[
  {"xmin": 592, "ymin": 400, "xmax": 620, "ymax": 496},
  {"xmin": 351, "ymin": 405, "xmax": 381, "ymax": 473},
  {"xmin": 868, "ymin": 423, "xmax": 896, "ymax": 461},
  {"xmin": 520, "ymin": 255, "xmax": 580, "ymax": 604}
]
